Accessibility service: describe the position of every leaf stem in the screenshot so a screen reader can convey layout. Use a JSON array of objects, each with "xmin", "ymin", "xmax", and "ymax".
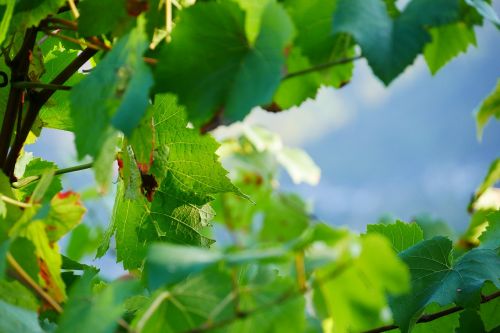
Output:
[
  {"xmin": 11, "ymin": 81, "xmax": 72, "ymax": 91},
  {"xmin": 135, "ymin": 291, "xmax": 171, "ymax": 332},
  {"xmin": 0, "ymin": 193, "xmax": 32, "ymax": 208},
  {"xmin": 12, "ymin": 162, "xmax": 93, "ymax": 189},
  {"xmin": 282, "ymin": 55, "xmax": 362, "ymax": 81},
  {"xmin": 42, "ymin": 29, "xmax": 103, "ymax": 50},
  {"xmin": 67, "ymin": 0, "xmax": 80, "ymax": 18},
  {"xmin": 7, "ymin": 253, "xmax": 63, "ymax": 313}
]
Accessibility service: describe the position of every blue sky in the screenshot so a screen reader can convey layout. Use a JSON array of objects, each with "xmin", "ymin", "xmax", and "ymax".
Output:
[{"xmin": 241, "ymin": 14, "xmax": 500, "ymax": 232}]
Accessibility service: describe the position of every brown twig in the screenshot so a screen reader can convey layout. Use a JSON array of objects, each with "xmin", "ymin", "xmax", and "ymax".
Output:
[
  {"xmin": 0, "ymin": 28, "xmax": 37, "ymax": 168},
  {"xmin": 3, "ymin": 48, "xmax": 98, "ymax": 178}
]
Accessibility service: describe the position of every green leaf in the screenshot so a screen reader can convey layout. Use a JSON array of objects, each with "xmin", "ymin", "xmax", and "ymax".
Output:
[
  {"xmin": 413, "ymin": 214, "xmax": 455, "ymax": 240},
  {"xmin": 71, "ymin": 17, "xmax": 153, "ymax": 157},
  {"xmin": 480, "ymin": 283, "xmax": 500, "ymax": 331},
  {"xmin": 16, "ymin": 157, "xmax": 61, "ymax": 203},
  {"xmin": 332, "ymin": 0, "xmax": 459, "ymax": 84},
  {"xmin": 411, "ymin": 303, "xmax": 460, "ymax": 333},
  {"xmin": 92, "ymin": 130, "xmax": 119, "ymax": 191},
  {"xmin": 313, "ymin": 234, "xmax": 409, "ymax": 332},
  {"xmin": 275, "ymin": 0, "xmax": 355, "ymax": 108},
  {"xmin": 10, "ymin": 0, "xmax": 66, "ymax": 31},
  {"xmin": 19, "ymin": 221, "xmax": 66, "ymax": 302},
  {"xmin": 9, "ymin": 237, "xmax": 39, "ymax": 283},
  {"xmin": 465, "ymin": 0, "xmax": 500, "ymax": 28},
  {"xmin": 366, "ymin": 220, "xmax": 424, "ymax": 253},
  {"xmin": 66, "ymin": 224, "xmax": 103, "ymax": 261},
  {"xmin": 135, "ymin": 266, "xmax": 305, "ymax": 333},
  {"xmin": 424, "ymin": 22, "xmax": 476, "ymax": 74},
  {"xmin": 78, "ymin": 0, "xmax": 130, "ymax": 37},
  {"xmin": 39, "ymin": 40, "xmax": 85, "ymax": 131},
  {"xmin": 475, "ymin": 80, "xmax": 500, "ymax": 140},
  {"xmin": 457, "ymin": 309, "xmax": 486, "ymax": 333},
  {"xmin": 0, "ymin": 300, "xmax": 44, "ymax": 333},
  {"xmin": 478, "ymin": 210, "xmax": 500, "ymax": 250},
  {"xmin": 259, "ymin": 193, "xmax": 311, "ymax": 243},
  {"xmin": 57, "ymin": 270, "xmax": 140, "ymax": 333},
  {"xmin": 0, "ymin": 280, "xmax": 39, "ymax": 311},
  {"xmin": 152, "ymin": 95, "xmax": 244, "ymax": 197},
  {"xmin": 43, "ymin": 191, "xmax": 86, "ymax": 242},
  {"xmin": 227, "ymin": 266, "xmax": 305, "ymax": 333},
  {"xmin": 133, "ymin": 268, "xmax": 236, "ymax": 333},
  {"xmin": 154, "ymin": 1, "xmax": 294, "ymax": 125},
  {"xmin": 277, "ymin": 147, "xmax": 321, "ymax": 185},
  {"xmin": 391, "ymin": 237, "xmax": 500, "ymax": 332},
  {"xmin": 471, "ymin": 158, "xmax": 500, "ymax": 207},
  {"xmin": 99, "ymin": 95, "xmax": 244, "ymax": 269},
  {"xmin": 146, "ymin": 243, "xmax": 289, "ymax": 289},
  {"xmin": 0, "ymin": 0, "xmax": 15, "ymax": 45}
]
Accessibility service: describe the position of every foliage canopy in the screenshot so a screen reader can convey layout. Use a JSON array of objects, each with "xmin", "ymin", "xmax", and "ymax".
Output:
[{"xmin": 0, "ymin": 0, "xmax": 499, "ymax": 332}]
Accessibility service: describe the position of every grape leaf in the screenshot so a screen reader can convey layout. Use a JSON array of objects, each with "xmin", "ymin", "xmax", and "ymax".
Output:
[
  {"xmin": 277, "ymin": 147, "xmax": 321, "ymax": 185},
  {"xmin": 71, "ymin": 17, "xmax": 153, "ymax": 156},
  {"xmin": 134, "ymin": 268, "xmax": 236, "ymax": 333},
  {"xmin": 146, "ymin": 243, "xmax": 289, "ymax": 289},
  {"xmin": 332, "ymin": 0, "xmax": 459, "ymax": 84},
  {"xmin": 19, "ymin": 221, "xmax": 66, "ymax": 302},
  {"xmin": 456, "ymin": 309, "xmax": 486, "ymax": 333},
  {"xmin": 0, "ymin": 0, "xmax": 14, "ymax": 45},
  {"xmin": 0, "ymin": 300, "xmax": 44, "ymax": 333},
  {"xmin": 57, "ymin": 270, "xmax": 140, "ymax": 333},
  {"xmin": 16, "ymin": 157, "xmax": 62, "ymax": 203},
  {"xmin": 424, "ymin": 22, "xmax": 476, "ymax": 74},
  {"xmin": 411, "ymin": 303, "xmax": 460, "ymax": 333},
  {"xmin": 99, "ymin": 96, "xmax": 244, "ymax": 269},
  {"xmin": 313, "ymin": 235, "xmax": 409, "ymax": 333},
  {"xmin": 475, "ymin": 80, "xmax": 500, "ymax": 140},
  {"xmin": 259, "ymin": 193, "xmax": 310, "ymax": 243},
  {"xmin": 275, "ymin": 0, "xmax": 355, "ymax": 108},
  {"xmin": 10, "ymin": 0, "xmax": 66, "ymax": 31},
  {"xmin": 39, "ymin": 40, "xmax": 85, "ymax": 132},
  {"xmin": 135, "ymin": 266, "xmax": 304, "ymax": 333},
  {"xmin": 470, "ymin": 158, "xmax": 500, "ymax": 209},
  {"xmin": 66, "ymin": 224, "xmax": 103, "ymax": 261},
  {"xmin": 413, "ymin": 214, "xmax": 456, "ymax": 240},
  {"xmin": 480, "ymin": 283, "xmax": 500, "ymax": 331},
  {"xmin": 478, "ymin": 210, "xmax": 500, "ymax": 250},
  {"xmin": 154, "ymin": 0, "xmax": 294, "ymax": 125},
  {"xmin": 78, "ymin": 0, "xmax": 130, "ymax": 37},
  {"xmin": 43, "ymin": 191, "xmax": 86, "ymax": 242},
  {"xmin": 0, "ymin": 280, "xmax": 39, "ymax": 311},
  {"xmin": 366, "ymin": 220, "xmax": 424, "ymax": 253},
  {"xmin": 390, "ymin": 237, "xmax": 500, "ymax": 333},
  {"xmin": 465, "ymin": 0, "xmax": 500, "ymax": 28}
]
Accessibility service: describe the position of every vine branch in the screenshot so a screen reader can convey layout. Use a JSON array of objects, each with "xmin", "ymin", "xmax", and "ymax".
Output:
[
  {"xmin": 3, "ymin": 48, "xmax": 98, "ymax": 179},
  {"xmin": 12, "ymin": 162, "xmax": 93, "ymax": 189},
  {"xmin": 0, "ymin": 28, "xmax": 38, "ymax": 169},
  {"xmin": 11, "ymin": 82, "xmax": 72, "ymax": 91},
  {"xmin": 362, "ymin": 291, "xmax": 500, "ymax": 333},
  {"xmin": 282, "ymin": 55, "xmax": 363, "ymax": 81}
]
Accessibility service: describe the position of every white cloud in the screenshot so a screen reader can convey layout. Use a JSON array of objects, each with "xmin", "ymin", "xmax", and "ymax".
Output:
[
  {"xmin": 354, "ymin": 57, "xmax": 427, "ymax": 109},
  {"xmin": 229, "ymin": 87, "xmax": 356, "ymax": 146}
]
